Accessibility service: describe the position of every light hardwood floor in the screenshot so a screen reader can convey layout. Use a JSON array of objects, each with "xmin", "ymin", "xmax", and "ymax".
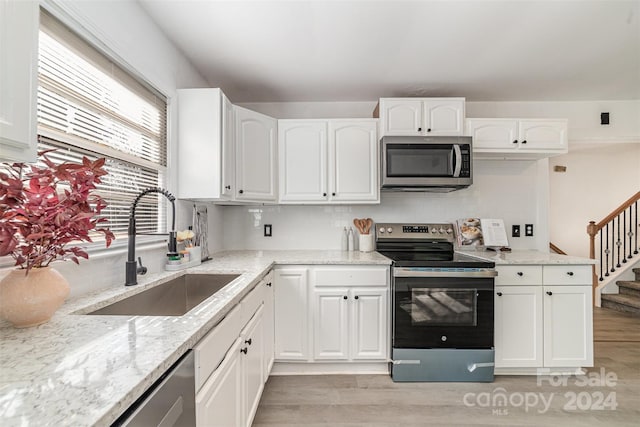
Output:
[{"xmin": 253, "ymin": 308, "xmax": 640, "ymax": 426}]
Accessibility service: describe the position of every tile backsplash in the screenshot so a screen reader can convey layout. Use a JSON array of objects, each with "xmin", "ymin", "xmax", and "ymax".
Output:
[{"xmin": 223, "ymin": 159, "xmax": 548, "ymax": 252}]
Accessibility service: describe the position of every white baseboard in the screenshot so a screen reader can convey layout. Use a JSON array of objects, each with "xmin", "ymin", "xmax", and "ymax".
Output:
[{"xmin": 271, "ymin": 361, "xmax": 389, "ymax": 375}]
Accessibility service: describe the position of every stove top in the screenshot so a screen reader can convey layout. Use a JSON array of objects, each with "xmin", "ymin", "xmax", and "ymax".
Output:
[{"xmin": 375, "ymin": 222, "xmax": 494, "ymax": 268}]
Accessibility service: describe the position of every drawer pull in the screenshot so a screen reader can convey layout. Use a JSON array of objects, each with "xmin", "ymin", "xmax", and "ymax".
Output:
[
  {"xmin": 546, "ymin": 291, "xmax": 553, "ymax": 296},
  {"xmin": 517, "ymin": 272, "xmax": 524, "ymax": 277},
  {"xmin": 343, "ymin": 295, "xmax": 348, "ymax": 300},
  {"xmin": 240, "ymin": 347, "xmax": 248, "ymax": 354},
  {"xmin": 266, "ymin": 282, "xmax": 272, "ymax": 287},
  {"xmin": 354, "ymin": 295, "xmax": 359, "ymax": 300},
  {"xmin": 497, "ymin": 292, "xmax": 503, "ymax": 296},
  {"xmin": 245, "ymin": 338, "xmax": 252, "ymax": 345},
  {"xmin": 567, "ymin": 272, "xmax": 574, "ymax": 276}
]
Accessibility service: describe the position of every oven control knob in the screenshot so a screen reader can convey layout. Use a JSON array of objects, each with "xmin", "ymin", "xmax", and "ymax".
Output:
[
  {"xmin": 387, "ymin": 227, "xmax": 393, "ymax": 233},
  {"xmin": 378, "ymin": 227, "xmax": 385, "ymax": 234},
  {"xmin": 441, "ymin": 335, "xmax": 447, "ymax": 342},
  {"xmin": 446, "ymin": 228, "xmax": 453, "ymax": 234},
  {"xmin": 439, "ymin": 228, "xmax": 445, "ymax": 234}
]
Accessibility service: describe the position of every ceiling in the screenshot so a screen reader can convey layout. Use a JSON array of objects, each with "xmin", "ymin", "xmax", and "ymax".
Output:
[{"xmin": 138, "ymin": 0, "xmax": 640, "ymax": 103}]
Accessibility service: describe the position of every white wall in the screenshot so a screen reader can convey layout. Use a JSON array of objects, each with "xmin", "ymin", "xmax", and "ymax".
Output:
[
  {"xmin": 22, "ymin": 0, "xmax": 223, "ymax": 297},
  {"xmin": 549, "ymin": 143, "xmax": 640, "ymax": 258}
]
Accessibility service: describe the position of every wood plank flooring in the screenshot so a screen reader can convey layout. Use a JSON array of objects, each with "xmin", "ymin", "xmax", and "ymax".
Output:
[{"xmin": 253, "ymin": 308, "xmax": 640, "ymax": 426}]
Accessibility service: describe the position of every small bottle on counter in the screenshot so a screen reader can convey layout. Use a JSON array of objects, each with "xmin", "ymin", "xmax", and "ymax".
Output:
[
  {"xmin": 347, "ymin": 227, "xmax": 354, "ymax": 252},
  {"xmin": 341, "ymin": 227, "xmax": 348, "ymax": 251}
]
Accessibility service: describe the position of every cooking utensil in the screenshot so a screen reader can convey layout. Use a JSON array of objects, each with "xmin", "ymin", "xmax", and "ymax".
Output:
[
  {"xmin": 353, "ymin": 218, "xmax": 373, "ymax": 235},
  {"xmin": 364, "ymin": 218, "xmax": 373, "ymax": 234}
]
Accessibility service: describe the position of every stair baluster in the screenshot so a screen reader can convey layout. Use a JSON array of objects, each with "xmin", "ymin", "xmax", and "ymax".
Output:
[{"xmin": 587, "ymin": 191, "xmax": 640, "ymax": 306}]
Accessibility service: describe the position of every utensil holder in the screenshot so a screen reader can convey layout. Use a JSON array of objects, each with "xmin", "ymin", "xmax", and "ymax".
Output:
[{"xmin": 359, "ymin": 234, "xmax": 374, "ymax": 252}]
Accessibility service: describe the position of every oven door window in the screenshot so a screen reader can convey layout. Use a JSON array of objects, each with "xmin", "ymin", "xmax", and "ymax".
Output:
[
  {"xmin": 402, "ymin": 288, "xmax": 477, "ymax": 326},
  {"xmin": 386, "ymin": 144, "xmax": 453, "ymax": 177}
]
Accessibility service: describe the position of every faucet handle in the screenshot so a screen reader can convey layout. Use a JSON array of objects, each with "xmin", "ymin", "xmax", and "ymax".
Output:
[{"xmin": 137, "ymin": 257, "xmax": 148, "ymax": 275}]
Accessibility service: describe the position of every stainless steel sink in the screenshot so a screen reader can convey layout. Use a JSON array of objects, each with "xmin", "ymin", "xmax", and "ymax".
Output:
[{"xmin": 87, "ymin": 274, "xmax": 240, "ymax": 316}]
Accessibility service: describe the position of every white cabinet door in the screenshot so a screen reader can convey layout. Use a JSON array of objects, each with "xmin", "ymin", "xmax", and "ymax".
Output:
[
  {"xmin": 278, "ymin": 120, "xmax": 328, "ymax": 202},
  {"xmin": 241, "ymin": 306, "xmax": 264, "ymax": 427},
  {"xmin": 0, "ymin": 0, "xmax": 38, "ymax": 163},
  {"xmin": 196, "ymin": 338, "xmax": 243, "ymax": 427},
  {"xmin": 380, "ymin": 99, "xmax": 422, "ymax": 136},
  {"xmin": 262, "ymin": 272, "xmax": 275, "ymax": 380},
  {"xmin": 422, "ymin": 98, "xmax": 465, "ymax": 136},
  {"xmin": 235, "ymin": 106, "xmax": 278, "ymax": 202},
  {"xmin": 350, "ymin": 288, "xmax": 388, "ymax": 360},
  {"xmin": 519, "ymin": 120, "xmax": 568, "ymax": 151},
  {"xmin": 543, "ymin": 285, "xmax": 593, "ymax": 367},
  {"xmin": 329, "ymin": 120, "xmax": 378, "ymax": 202},
  {"xmin": 312, "ymin": 288, "xmax": 350, "ymax": 360},
  {"xmin": 494, "ymin": 286, "xmax": 543, "ymax": 368},
  {"xmin": 468, "ymin": 118, "xmax": 568, "ymax": 156},
  {"xmin": 221, "ymin": 93, "xmax": 235, "ymax": 198},
  {"xmin": 466, "ymin": 119, "xmax": 519, "ymax": 150},
  {"xmin": 177, "ymin": 88, "xmax": 234, "ymax": 200},
  {"xmin": 274, "ymin": 268, "xmax": 310, "ymax": 361}
]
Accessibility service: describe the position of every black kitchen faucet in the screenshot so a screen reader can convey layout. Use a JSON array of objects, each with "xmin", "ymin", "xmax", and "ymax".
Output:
[{"xmin": 125, "ymin": 187, "xmax": 178, "ymax": 286}]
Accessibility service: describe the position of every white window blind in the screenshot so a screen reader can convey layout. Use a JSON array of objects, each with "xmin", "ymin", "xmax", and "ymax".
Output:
[{"xmin": 36, "ymin": 10, "xmax": 168, "ymax": 238}]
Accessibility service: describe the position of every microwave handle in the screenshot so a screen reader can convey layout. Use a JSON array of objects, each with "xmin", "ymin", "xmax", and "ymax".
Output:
[{"xmin": 452, "ymin": 144, "xmax": 462, "ymax": 177}]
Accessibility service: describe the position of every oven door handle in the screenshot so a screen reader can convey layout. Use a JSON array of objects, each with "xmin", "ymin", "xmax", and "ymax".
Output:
[{"xmin": 393, "ymin": 268, "xmax": 497, "ymax": 278}]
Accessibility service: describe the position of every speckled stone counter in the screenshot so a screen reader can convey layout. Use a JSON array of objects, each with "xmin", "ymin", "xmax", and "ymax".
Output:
[
  {"xmin": 456, "ymin": 249, "xmax": 597, "ymax": 265},
  {"xmin": 0, "ymin": 250, "xmax": 390, "ymax": 427}
]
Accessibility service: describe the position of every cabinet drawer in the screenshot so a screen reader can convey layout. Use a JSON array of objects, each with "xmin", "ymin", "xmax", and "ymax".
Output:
[
  {"xmin": 194, "ymin": 304, "xmax": 242, "ymax": 391},
  {"xmin": 313, "ymin": 267, "xmax": 388, "ymax": 287},
  {"xmin": 495, "ymin": 266, "xmax": 542, "ymax": 286},
  {"xmin": 543, "ymin": 265, "xmax": 591, "ymax": 285},
  {"xmin": 241, "ymin": 281, "xmax": 265, "ymax": 326}
]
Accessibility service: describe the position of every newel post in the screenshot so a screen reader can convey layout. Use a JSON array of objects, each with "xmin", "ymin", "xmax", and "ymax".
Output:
[{"xmin": 587, "ymin": 221, "xmax": 598, "ymax": 306}]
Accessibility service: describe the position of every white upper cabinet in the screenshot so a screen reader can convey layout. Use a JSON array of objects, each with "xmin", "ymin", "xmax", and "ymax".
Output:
[
  {"xmin": 177, "ymin": 88, "xmax": 235, "ymax": 200},
  {"xmin": 376, "ymin": 98, "xmax": 465, "ymax": 137},
  {"xmin": 0, "ymin": 0, "xmax": 38, "ymax": 163},
  {"xmin": 278, "ymin": 120, "xmax": 328, "ymax": 202},
  {"xmin": 329, "ymin": 120, "xmax": 378, "ymax": 202},
  {"xmin": 378, "ymin": 99, "xmax": 422, "ymax": 136},
  {"xmin": 278, "ymin": 119, "xmax": 378, "ymax": 204},
  {"xmin": 467, "ymin": 118, "xmax": 568, "ymax": 158},
  {"xmin": 235, "ymin": 106, "xmax": 278, "ymax": 202}
]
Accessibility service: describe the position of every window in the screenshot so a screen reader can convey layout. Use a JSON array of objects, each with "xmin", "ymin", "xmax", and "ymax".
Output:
[{"xmin": 36, "ymin": 10, "xmax": 168, "ymax": 239}]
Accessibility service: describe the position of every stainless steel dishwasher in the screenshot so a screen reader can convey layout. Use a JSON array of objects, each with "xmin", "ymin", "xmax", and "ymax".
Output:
[{"xmin": 114, "ymin": 350, "xmax": 195, "ymax": 427}]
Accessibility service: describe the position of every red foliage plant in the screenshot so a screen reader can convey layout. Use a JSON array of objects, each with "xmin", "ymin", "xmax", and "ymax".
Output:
[{"xmin": 0, "ymin": 150, "xmax": 115, "ymax": 274}]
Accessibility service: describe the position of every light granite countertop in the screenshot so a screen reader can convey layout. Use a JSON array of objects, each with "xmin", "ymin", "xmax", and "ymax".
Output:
[
  {"xmin": 0, "ymin": 250, "xmax": 390, "ymax": 427},
  {"xmin": 456, "ymin": 249, "xmax": 597, "ymax": 265}
]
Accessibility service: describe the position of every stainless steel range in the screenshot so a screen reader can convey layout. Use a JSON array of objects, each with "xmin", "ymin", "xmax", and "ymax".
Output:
[{"xmin": 376, "ymin": 223, "xmax": 497, "ymax": 382}]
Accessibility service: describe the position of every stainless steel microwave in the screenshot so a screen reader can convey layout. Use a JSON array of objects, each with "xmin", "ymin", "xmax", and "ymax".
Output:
[{"xmin": 380, "ymin": 135, "xmax": 472, "ymax": 192}]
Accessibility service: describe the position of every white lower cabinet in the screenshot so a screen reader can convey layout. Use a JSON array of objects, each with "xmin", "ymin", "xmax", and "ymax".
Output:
[
  {"xmin": 273, "ymin": 268, "xmax": 310, "ymax": 360},
  {"xmin": 241, "ymin": 306, "xmax": 264, "ymax": 427},
  {"xmin": 196, "ymin": 338, "xmax": 243, "ymax": 427},
  {"xmin": 543, "ymin": 285, "xmax": 593, "ymax": 367},
  {"xmin": 262, "ymin": 271, "xmax": 275, "ymax": 381},
  {"xmin": 275, "ymin": 265, "xmax": 389, "ymax": 365},
  {"xmin": 494, "ymin": 286, "xmax": 543, "ymax": 368},
  {"xmin": 195, "ymin": 271, "xmax": 273, "ymax": 427},
  {"xmin": 494, "ymin": 265, "xmax": 593, "ymax": 371},
  {"xmin": 313, "ymin": 287, "xmax": 387, "ymax": 361}
]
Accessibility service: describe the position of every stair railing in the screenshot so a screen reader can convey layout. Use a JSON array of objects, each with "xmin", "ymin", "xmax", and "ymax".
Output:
[
  {"xmin": 549, "ymin": 242, "xmax": 567, "ymax": 255},
  {"xmin": 587, "ymin": 191, "xmax": 640, "ymax": 298}
]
